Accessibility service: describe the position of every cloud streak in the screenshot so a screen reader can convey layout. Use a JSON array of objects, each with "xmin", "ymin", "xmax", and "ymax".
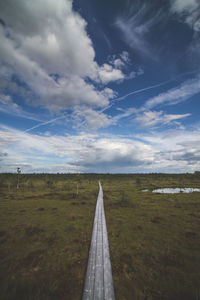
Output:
[
  {"xmin": 145, "ymin": 75, "xmax": 200, "ymax": 109},
  {"xmin": 1, "ymin": 125, "xmax": 200, "ymax": 173},
  {"xmin": 105, "ymin": 69, "xmax": 200, "ymax": 110},
  {"xmin": 114, "ymin": 2, "xmax": 166, "ymax": 59},
  {"xmin": 135, "ymin": 110, "xmax": 191, "ymax": 128}
]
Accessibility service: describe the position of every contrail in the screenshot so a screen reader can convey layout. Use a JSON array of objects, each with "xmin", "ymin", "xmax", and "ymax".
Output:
[
  {"xmin": 24, "ymin": 68, "xmax": 200, "ymax": 131},
  {"xmin": 113, "ymin": 80, "xmax": 171, "ymax": 102},
  {"xmin": 100, "ymin": 80, "xmax": 171, "ymax": 113},
  {"xmin": 24, "ymin": 115, "xmax": 66, "ymax": 133},
  {"xmin": 101, "ymin": 68, "xmax": 200, "ymax": 113}
]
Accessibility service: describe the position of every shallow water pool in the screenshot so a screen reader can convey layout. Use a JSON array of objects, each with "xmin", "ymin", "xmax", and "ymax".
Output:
[{"xmin": 152, "ymin": 188, "xmax": 200, "ymax": 194}]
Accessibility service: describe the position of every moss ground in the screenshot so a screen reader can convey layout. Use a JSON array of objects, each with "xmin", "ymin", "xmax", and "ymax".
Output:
[{"xmin": 0, "ymin": 173, "xmax": 200, "ymax": 299}]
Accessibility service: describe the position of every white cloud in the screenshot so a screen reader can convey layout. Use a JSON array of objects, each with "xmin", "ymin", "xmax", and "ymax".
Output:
[
  {"xmin": 101, "ymin": 88, "xmax": 117, "ymax": 99},
  {"xmin": 170, "ymin": 0, "xmax": 200, "ymax": 32},
  {"xmin": 0, "ymin": 94, "xmax": 18, "ymax": 108},
  {"xmin": 108, "ymin": 51, "xmax": 130, "ymax": 69},
  {"xmin": 171, "ymin": 0, "xmax": 198, "ymax": 12},
  {"xmin": 74, "ymin": 137, "xmax": 154, "ymax": 171},
  {"xmin": 135, "ymin": 110, "xmax": 191, "ymax": 128},
  {"xmin": 72, "ymin": 107, "xmax": 113, "ymax": 130},
  {"xmin": 145, "ymin": 75, "xmax": 200, "ymax": 109},
  {"xmin": 106, "ymin": 51, "xmax": 142, "ymax": 82},
  {"xmin": 36, "ymin": 76, "xmax": 111, "ymax": 110},
  {"xmin": 1, "ymin": 124, "xmax": 200, "ymax": 173},
  {"xmin": 0, "ymin": 0, "xmax": 96, "ymax": 78},
  {"xmin": 97, "ymin": 63, "xmax": 124, "ymax": 84},
  {"xmin": 138, "ymin": 128, "xmax": 200, "ymax": 172},
  {"xmin": 0, "ymin": 0, "xmax": 125, "ymax": 112},
  {"xmin": 113, "ymin": 107, "xmax": 138, "ymax": 123},
  {"xmin": 0, "ymin": 126, "xmax": 154, "ymax": 172},
  {"xmin": 113, "ymin": 58, "xmax": 125, "ymax": 69}
]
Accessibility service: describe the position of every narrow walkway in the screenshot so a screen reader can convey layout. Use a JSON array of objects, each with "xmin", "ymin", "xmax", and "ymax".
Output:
[{"xmin": 82, "ymin": 181, "xmax": 115, "ymax": 300}]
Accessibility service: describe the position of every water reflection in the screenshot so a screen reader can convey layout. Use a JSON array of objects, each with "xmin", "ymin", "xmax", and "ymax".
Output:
[{"xmin": 152, "ymin": 188, "xmax": 200, "ymax": 194}]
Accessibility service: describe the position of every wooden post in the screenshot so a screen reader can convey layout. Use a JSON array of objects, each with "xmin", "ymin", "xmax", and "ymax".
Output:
[{"xmin": 17, "ymin": 167, "xmax": 21, "ymax": 189}]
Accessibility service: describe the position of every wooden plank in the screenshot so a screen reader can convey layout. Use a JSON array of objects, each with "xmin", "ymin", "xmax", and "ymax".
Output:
[{"xmin": 82, "ymin": 182, "xmax": 115, "ymax": 300}]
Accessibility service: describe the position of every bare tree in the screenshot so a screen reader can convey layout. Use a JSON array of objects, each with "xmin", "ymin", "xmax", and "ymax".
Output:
[{"xmin": 17, "ymin": 167, "xmax": 21, "ymax": 189}]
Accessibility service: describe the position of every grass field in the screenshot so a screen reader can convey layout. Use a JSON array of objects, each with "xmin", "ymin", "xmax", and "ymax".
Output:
[{"xmin": 0, "ymin": 173, "xmax": 200, "ymax": 300}]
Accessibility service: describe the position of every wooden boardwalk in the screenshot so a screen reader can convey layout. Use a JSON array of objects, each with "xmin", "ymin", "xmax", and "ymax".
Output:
[{"xmin": 82, "ymin": 182, "xmax": 115, "ymax": 300}]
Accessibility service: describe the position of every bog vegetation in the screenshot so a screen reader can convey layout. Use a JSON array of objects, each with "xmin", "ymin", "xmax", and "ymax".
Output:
[{"xmin": 0, "ymin": 172, "xmax": 200, "ymax": 300}]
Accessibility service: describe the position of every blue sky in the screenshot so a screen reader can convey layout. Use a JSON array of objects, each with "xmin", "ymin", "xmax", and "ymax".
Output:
[{"xmin": 0, "ymin": 0, "xmax": 200, "ymax": 173}]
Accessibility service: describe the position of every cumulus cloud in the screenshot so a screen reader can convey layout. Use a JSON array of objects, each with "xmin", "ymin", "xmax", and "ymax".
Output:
[
  {"xmin": 107, "ymin": 51, "xmax": 143, "ymax": 81},
  {"xmin": 113, "ymin": 59, "xmax": 125, "ymax": 69},
  {"xmin": 72, "ymin": 137, "xmax": 154, "ymax": 172},
  {"xmin": 97, "ymin": 63, "xmax": 124, "ymax": 84},
  {"xmin": 0, "ymin": 0, "xmax": 96, "ymax": 77},
  {"xmin": 170, "ymin": 0, "xmax": 200, "ymax": 32},
  {"xmin": 108, "ymin": 51, "xmax": 130, "ymax": 69},
  {"xmin": 0, "ymin": 0, "xmax": 127, "ymax": 112}
]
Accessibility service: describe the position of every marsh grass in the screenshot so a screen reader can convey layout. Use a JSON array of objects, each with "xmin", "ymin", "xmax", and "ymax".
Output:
[{"xmin": 0, "ymin": 173, "xmax": 200, "ymax": 299}]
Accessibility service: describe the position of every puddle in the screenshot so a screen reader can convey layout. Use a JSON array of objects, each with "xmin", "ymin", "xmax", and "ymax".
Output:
[{"xmin": 152, "ymin": 188, "xmax": 200, "ymax": 194}]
